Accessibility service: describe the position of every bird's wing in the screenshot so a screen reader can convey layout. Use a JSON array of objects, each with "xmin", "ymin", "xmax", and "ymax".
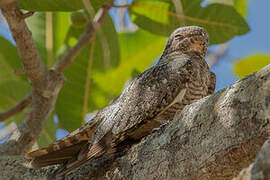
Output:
[
  {"xmin": 67, "ymin": 57, "xmax": 191, "ymax": 175},
  {"xmin": 26, "ymin": 115, "xmax": 101, "ymax": 167},
  {"xmin": 82, "ymin": 57, "xmax": 190, "ymax": 154},
  {"xmin": 29, "ymin": 141, "xmax": 88, "ymax": 168},
  {"xmin": 111, "ymin": 56, "xmax": 191, "ymax": 138},
  {"xmin": 48, "ymin": 132, "xmax": 114, "ymax": 179},
  {"xmin": 208, "ymin": 72, "xmax": 216, "ymax": 95}
]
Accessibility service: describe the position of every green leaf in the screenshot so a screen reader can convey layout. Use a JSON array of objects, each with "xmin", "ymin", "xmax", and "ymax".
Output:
[
  {"xmin": 53, "ymin": 12, "xmax": 71, "ymax": 59},
  {"xmin": 210, "ymin": 0, "xmax": 247, "ymax": 18},
  {"xmin": 26, "ymin": 12, "xmax": 71, "ymax": 67},
  {"xmin": 93, "ymin": 29, "xmax": 166, "ymax": 96},
  {"xmin": 26, "ymin": 13, "xmax": 47, "ymax": 65},
  {"xmin": 234, "ymin": 54, "xmax": 270, "ymax": 78},
  {"xmin": 234, "ymin": 0, "xmax": 247, "ymax": 17},
  {"xmin": 0, "ymin": 80, "xmax": 30, "ymax": 126},
  {"xmin": 130, "ymin": 0, "xmax": 250, "ymax": 44},
  {"xmin": 0, "ymin": 37, "xmax": 30, "ymax": 108},
  {"xmin": 18, "ymin": 0, "xmax": 109, "ymax": 12},
  {"xmin": 38, "ymin": 115, "xmax": 57, "ymax": 147},
  {"xmin": 0, "ymin": 80, "xmax": 30, "ymax": 109},
  {"xmin": 56, "ymin": 16, "xmax": 120, "ymax": 131},
  {"xmin": 0, "ymin": 37, "xmax": 26, "ymax": 82},
  {"xmin": 0, "ymin": 37, "xmax": 30, "ymax": 127}
]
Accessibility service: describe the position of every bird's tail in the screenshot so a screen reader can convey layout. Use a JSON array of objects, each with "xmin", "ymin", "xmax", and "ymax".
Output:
[{"xmin": 25, "ymin": 119, "xmax": 99, "ymax": 168}]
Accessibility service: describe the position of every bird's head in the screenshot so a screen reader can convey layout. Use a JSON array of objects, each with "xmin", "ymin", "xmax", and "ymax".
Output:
[{"xmin": 160, "ymin": 26, "xmax": 209, "ymax": 62}]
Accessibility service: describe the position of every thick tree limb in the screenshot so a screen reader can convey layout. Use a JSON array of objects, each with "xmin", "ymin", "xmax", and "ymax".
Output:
[
  {"xmin": 0, "ymin": 95, "xmax": 32, "ymax": 122},
  {"xmin": 0, "ymin": 70, "xmax": 65, "ymax": 155},
  {"xmin": 0, "ymin": 1, "xmax": 66, "ymax": 155},
  {"xmin": 233, "ymin": 139, "xmax": 270, "ymax": 180},
  {"xmin": 0, "ymin": 0, "xmax": 113, "ymax": 155},
  {"xmin": 0, "ymin": 64, "xmax": 269, "ymax": 179},
  {"xmin": 1, "ymin": 1, "xmax": 47, "ymax": 87},
  {"xmin": 53, "ymin": 0, "xmax": 114, "ymax": 74}
]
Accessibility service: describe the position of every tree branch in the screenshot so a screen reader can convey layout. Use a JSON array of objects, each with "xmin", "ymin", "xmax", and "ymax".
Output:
[
  {"xmin": 53, "ymin": 0, "xmax": 114, "ymax": 74},
  {"xmin": 0, "ymin": 1, "xmax": 65, "ymax": 155},
  {"xmin": 207, "ymin": 43, "xmax": 228, "ymax": 68},
  {"xmin": 234, "ymin": 139, "xmax": 270, "ymax": 180},
  {"xmin": 1, "ymin": 1, "xmax": 47, "ymax": 87},
  {"xmin": 20, "ymin": 10, "xmax": 35, "ymax": 19},
  {"xmin": 0, "ymin": 0, "xmax": 114, "ymax": 155},
  {"xmin": 112, "ymin": 4, "xmax": 132, "ymax": 8},
  {"xmin": 0, "ymin": 95, "xmax": 32, "ymax": 122},
  {"xmin": 1, "ymin": 64, "xmax": 269, "ymax": 179},
  {"xmin": 172, "ymin": 0, "xmax": 185, "ymax": 26}
]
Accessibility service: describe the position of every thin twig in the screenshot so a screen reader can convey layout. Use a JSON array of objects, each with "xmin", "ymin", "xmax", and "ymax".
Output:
[
  {"xmin": 112, "ymin": 4, "xmax": 132, "ymax": 8},
  {"xmin": 20, "ymin": 10, "xmax": 35, "ymax": 19},
  {"xmin": 0, "ymin": 1, "xmax": 62, "ymax": 155},
  {"xmin": 13, "ymin": 68, "xmax": 26, "ymax": 74},
  {"xmin": 0, "ymin": 95, "xmax": 32, "ymax": 122},
  {"xmin": 54, "ymin": 0, "xmax": 114, "ymax": 74},
  {"xmin": 208, "ymin": 44, "xmax": 228, "ymax": 68},
  {"xmin": 82, "ymin": 0, "xmax": 111, "ymax": 69},
  {"xmin": 0, "ymin": 0, "xmax": 112, "ymax": 155},
  {"xmin": 172, "ymin": 0, "xmax": 185, "ymax": 26},
  {"xmin": 1, "ymin": 1, "xmax": 47, "ymax": 87}
]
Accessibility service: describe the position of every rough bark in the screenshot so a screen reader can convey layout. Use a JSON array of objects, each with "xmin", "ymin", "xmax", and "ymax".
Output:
[
  {"xmin": 0, "ymin": 64, "xmax": 269, "ymax": 179},
  {"xmin": 233, "ymin": 139, "xmax": 270, "ymax": 180}
]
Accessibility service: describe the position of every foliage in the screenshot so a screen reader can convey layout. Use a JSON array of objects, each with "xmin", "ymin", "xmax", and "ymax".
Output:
[
  {"xmin": 234, "ymin": 54, "xmax": 270, "ymax": 78},
  {"xmin": 130, "ymin": 0, "xmax": 249, "ymax": 44},
  {"xmin": 0, "ymin": 0, "xmax": 250, "ymax": 146}
]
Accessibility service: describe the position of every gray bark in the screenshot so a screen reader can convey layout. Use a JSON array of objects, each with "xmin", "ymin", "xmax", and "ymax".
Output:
[
  {"xmin": 233, "ymin": 139, "xmax": 270, "ymax": 180},
  {"xmin": 0, "ymin": 64, "xmax": 270, "ymax": 180}
]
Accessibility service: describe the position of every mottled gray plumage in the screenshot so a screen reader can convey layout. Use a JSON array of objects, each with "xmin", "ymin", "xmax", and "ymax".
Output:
[{"xmin": 26, "ymin": 26, "xmax": 216, "ymax": 178}]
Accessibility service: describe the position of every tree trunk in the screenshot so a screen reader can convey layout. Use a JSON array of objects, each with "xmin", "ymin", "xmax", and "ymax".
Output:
[{"xmin": 1, "ymin": 64, "xmax": 270, "ymax": 180}]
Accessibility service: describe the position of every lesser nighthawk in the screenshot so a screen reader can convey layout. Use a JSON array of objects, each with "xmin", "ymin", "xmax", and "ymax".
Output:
[{"xmin": 26, "ymin": 26, "xmax": 216, "ymax": 178}]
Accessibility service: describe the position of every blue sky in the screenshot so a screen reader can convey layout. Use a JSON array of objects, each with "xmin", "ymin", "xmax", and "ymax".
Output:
[{"xmin": 212, "ymin": 0, "xmax": 270, "ymax": 90}]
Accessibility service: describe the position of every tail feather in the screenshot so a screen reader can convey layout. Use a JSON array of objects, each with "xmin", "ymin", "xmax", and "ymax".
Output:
[
  {"xmin": 26, "ymin": 123, "xmax": 97, "ymax": 159},
  {"xmin": 30, "ymin": 141, "xmax": 88, "ymax": 168},
  {"xmin": 49, "ymin": 142, "xmax": 107, "ymax": 179}
]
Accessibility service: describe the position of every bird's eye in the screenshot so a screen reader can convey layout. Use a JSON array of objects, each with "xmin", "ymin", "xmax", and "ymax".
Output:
[{"xmin": 175, "ymin": 34, "xmax": 184, "ymax": 41}]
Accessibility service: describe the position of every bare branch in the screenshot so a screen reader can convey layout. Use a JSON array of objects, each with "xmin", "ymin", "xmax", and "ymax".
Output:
[
  {"xmin": 13, "ymin": 68, "xmax": 26, "ymax": 74},
  {"xmin": 53, "ymin": 0, "xmax": 114, "ymax": 74},
  {"xmin": 0, "ymin": 0, "xmax": 113, "ymax": 155},
  {"xmin": 0, "ymin": 1, "xmax": 65, "ymax": 155},
  {"xmin": 0, "ymin": 0, "xmax": 15, "ymax": 6},
  {"xmin": 172, "ymin": 0, "xmax": 185, "ymax": 26},
  {"xmin": 1, "ymin": 1, "xmax": 47, "ymax": 87},
  {"xmin": 207, "ymin": 43, "xmax": 228, "ymax": 68},
  {"xmin": 112, "ymin": 4, "xmax": 132, "ymax": 8},
  {"xmin": 83, "ymin": 0, "xmax": 111, "ymax": 70},
  {"xmin": 0, "ymin": 95, "xmax": 32, "ymax": 122},
  {"xmin": 20, "ymin": 10, "xmax": 35, "ymax": 19}
]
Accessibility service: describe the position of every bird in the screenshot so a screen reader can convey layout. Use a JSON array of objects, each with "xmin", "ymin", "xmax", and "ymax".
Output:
[{"xmin": 26, "ymin": 26, "xmax": 216, "ymax": 179}]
